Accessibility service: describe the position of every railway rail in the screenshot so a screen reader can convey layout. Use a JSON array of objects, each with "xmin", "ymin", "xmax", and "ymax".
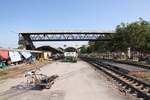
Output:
[
  {"xmin": 102, "ymin": 59, "xmax": 150, "ymax": 70},
  {"xmin": 81, "ymin": 57, "xmax": 150, "ymax": 100}
]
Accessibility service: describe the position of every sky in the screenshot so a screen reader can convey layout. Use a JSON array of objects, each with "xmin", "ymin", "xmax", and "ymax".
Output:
[{"xmin": 0, "ymin": 0, "xmax": 150, "ymax": 48}]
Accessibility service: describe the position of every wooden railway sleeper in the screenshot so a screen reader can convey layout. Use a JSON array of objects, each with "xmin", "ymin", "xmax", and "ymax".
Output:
[{"xmin": 81, "ymin": 57, "xmax": 150, "ymax": 100}]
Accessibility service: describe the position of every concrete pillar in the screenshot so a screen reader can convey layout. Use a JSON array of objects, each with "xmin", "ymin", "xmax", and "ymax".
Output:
[{"xmin": 127, "ymin": 47, "xmax": 131, "ymax": 59}]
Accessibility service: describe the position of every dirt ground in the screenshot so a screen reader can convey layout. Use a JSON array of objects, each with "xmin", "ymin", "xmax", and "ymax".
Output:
[
  {"xmin": 0, "ymin": 60, "xmax": 128, "ymax": 100},
  {"xmin": 0, "ymin": 61, "xmax": 50, "ymax": 80}
]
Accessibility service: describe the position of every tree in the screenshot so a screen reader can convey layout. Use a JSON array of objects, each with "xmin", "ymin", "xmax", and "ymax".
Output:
[
  {"xmin": 114, "ymin": 18, "xmax": 150, "ymax": 52},
  {"xmin": 81, "ymin": 18, "xmax": 150, "ymax": 52},
  {"xmin": 80, "ymin": 45, "xmax": 88, "ymax": 53},
  {"xmin": 84, "ymin": 18, "xmax": 150, "ymax": 53},
  {"xmin": 17, "ymin": 45, "xmax": 25, "ymax": 49}
]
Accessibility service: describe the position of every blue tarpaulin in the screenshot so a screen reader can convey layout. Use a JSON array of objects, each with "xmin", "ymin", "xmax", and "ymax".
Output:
[
  {"xmin": 20, "ymin": 51, "xmax": 32, "ymax": 59},
  {"xmin": 9, "ymin": 51, "xmax": 22, "ymax": 62}
]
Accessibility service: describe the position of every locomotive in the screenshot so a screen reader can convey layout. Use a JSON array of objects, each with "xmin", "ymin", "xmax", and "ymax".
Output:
[{"xmin": 64, "ymin": 47, "xmax": 78, "ymax": 62}]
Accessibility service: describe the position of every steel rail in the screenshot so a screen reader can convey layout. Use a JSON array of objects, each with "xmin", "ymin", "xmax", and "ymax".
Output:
[
  {"xmin": 81, "ymin": 57, "xmax": 150, "ymax": 100},
  {"xmin": 103, "ymin": 59, "xmax": 150, "ymax": 70}
]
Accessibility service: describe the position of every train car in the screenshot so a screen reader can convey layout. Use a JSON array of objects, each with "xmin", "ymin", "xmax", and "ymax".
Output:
[{"xmin": 64, "ymin": 47, "xmax": 78, "ymax": 62}]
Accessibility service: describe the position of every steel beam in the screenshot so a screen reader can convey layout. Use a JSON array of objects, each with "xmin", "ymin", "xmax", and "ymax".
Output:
[
  {"xmin": 18, "ymin": 32, "xmax": 114, "ymax": 49},
  {"xmin": 19, "ymin": 32, "xmax": 113, "ymax": 41}
]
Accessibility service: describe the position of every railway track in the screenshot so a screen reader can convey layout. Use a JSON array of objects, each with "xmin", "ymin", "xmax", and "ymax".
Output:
[
  {"xmin": 102, "ymin": 59, "xmax": 150, "ymax": 70},
  {"xmin": 81, "ymin": 57, "xmax": 150, "ymax": 100}
]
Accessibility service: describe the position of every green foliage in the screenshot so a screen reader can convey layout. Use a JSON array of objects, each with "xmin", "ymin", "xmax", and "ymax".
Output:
[
  {"xmin": 17, "ymin": 45, "xmax": 25, "ymax": 49},
  {"xmin": 114, "ymin": 18, "xmax": 150, "ymax": 51},
  {"xmin": 84, "ymin": 18, "xmax": 150, "ymax": 53},
  {"xmin": 80, "ymin": 45, "xmax": 88, "ymax": 53}
]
